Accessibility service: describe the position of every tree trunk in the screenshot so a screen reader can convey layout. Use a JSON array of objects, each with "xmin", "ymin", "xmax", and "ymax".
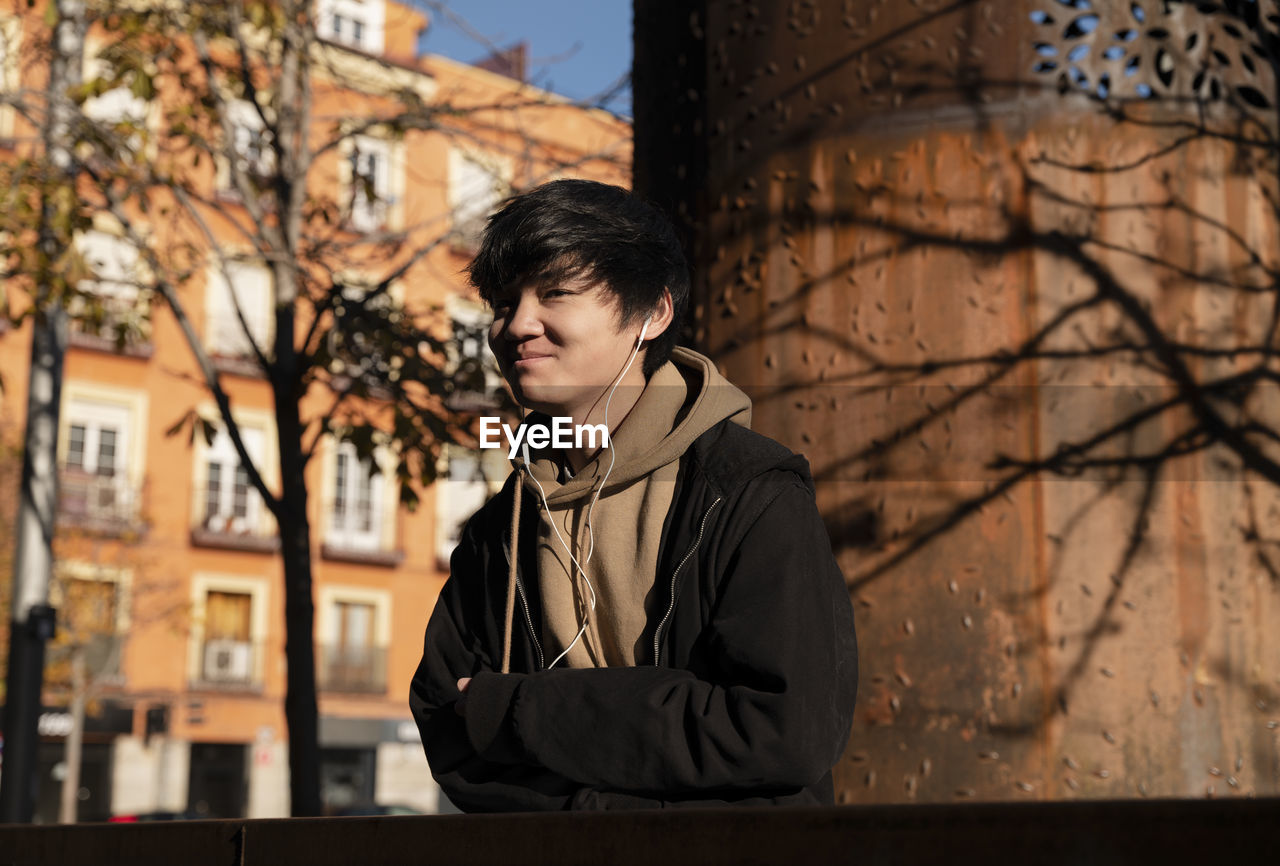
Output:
[
  {"xmin": 0, "ymin": 0, "xmax": 84, "ymax": 823},
  {"xmin": 58, "ymin": 647, "xmax": 86, "ymax": 823},
  {"xmin": 276, "ymin": 444, "xmax": 321, "ymax": 817},
  {"xmin": 271, "ymin": 1, "xmax": 321, "ymax": 818}
]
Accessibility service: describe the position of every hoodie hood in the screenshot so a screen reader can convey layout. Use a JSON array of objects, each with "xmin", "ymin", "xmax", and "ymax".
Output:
[{"xmin": 508, "ymin": 346, "xmax": 752, "ymax": 668}]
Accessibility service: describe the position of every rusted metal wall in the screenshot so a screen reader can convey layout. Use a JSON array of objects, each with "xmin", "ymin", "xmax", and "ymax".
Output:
[{"xmin": 634, "ymin": 0, "xmax": 1280, "ymax": 804}]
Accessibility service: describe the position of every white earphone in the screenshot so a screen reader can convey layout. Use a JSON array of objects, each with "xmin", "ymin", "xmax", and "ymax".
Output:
[{"xmin": 520, "ymin": 312, "xmax": 655, "ymax": 668}]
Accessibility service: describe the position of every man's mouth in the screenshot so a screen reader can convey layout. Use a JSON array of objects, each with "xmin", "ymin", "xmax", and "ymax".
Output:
[{"xmin": 512, "ymin": 352, "xmax": 551, "ymax": 368}]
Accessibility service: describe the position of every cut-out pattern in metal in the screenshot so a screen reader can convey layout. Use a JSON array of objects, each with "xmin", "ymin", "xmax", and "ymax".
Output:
[{"xmin": 1031, "ymin": 0, "xmax": 1278, "ymax": 114}]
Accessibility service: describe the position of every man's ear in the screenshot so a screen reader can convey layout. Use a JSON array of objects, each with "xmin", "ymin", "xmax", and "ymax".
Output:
[{"xmin": 642, "ymin": 287, "xmax": 676, "ymax": 343}]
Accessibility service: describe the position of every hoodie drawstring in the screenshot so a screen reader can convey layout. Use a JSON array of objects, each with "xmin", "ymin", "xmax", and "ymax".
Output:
[{"xmin": 501, "ymin": 477, "xmax": 522, "ymax": 674}]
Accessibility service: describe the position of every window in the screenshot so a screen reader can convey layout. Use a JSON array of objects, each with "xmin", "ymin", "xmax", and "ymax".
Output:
[
  {"xmin": 434, "ymin": 444, "xmax": 505, "ymax": 566},
  {"xmin": 448, "ymin": 148, "xmax": 511, "ymax": 250},
  {"xmin": 317, "ymin": 587, "xmax": 389, "ymax": 693},
  {"xmin": 190, "ymin": 409, "xmax": 277, "ymax": 552},
  {"xmin": 328, "ymin": 441, "xmax": 386, "ymax": 552},
  {"xmin": 72, "ymin": 230, "xmax": 149, "ymax": 345},
  {"xmin": 317, "ymin": 0, "xmax": 385, "ymax": 53},
  {"xmin": 190, "ymin": 574, "xmax": 267, "ymax": 688},
  {"xmin": 348, "ymin": 136, "xmax": 392, "ymax": 232},
  {"xmin": 220, "ymin": 98, "xmax": 274, "ymax": 190},
  {"xmin": 76, "ymin": 231, "xmax": 138, "ymax": 298},
  {"xmin": 205, "ymin": 259, "xmax": 272, "ymax": 361},
  {"xmin": 332, "ymin": 600, "xmax": 376, "ymax": 686},
  {"xmin": 68, "ymin": 421, "xmax": 117, "ymax": 474},
  {"xmin": 81, "ymin": 53, "xmax": 148, "ymax": 154},
  {"xmin": 48, "ymin": 568, "xmax": 127, "ymax": 680},
  {"xmin": 207, "ymin": 591, "xmax": 251, "ymax": 640},
  {"xmin": 336, "ymin": 600, "xmax": 374, "ymax": 652},
  {"xmin": 188, "ymin": 743, "xmax": 248, "ymax": 818},
  {"xmin": 62, "ymin": 577, "xmax": 118, "ymax": 635},
  {"xmin": 200, "ymin": 424, "xmax": 265, "ymax": 536},
  {"xmin": 204, "ymin": 590, "xmax": 252, "ymax": 683},
  {"xmin": 59, "ymin": 394, "xmax": 139, "ymax": 529},
  {"xmin": 320, "ymin": 748, "xmax": 376, "ymax": 812},
  {"xmin": 325, "ymin": 281, "xmax": 401, "ymax": 389},
  {"xmin": 0, "ymin": 16, "xmax": 21, "ymax": 140},
  {"xmin": 445, "ymin": 295, "xmax": 504, "ymax": 411},
  {"xmin": 83, "ymin": 86, "xmax": 148, "ymax": 127}
]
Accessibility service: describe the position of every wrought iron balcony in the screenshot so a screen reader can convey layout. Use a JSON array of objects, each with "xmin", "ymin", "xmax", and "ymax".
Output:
[
  {"xmin": 46, "ymin": 633, "xmax": 124, "ymax": 681},
  {"xmin": 67, "ymin": 296, "xmax": 154, "ymax": 357},
  {"xmin": 317, "ymin": 644, "xmax": 388, "ymax": 694},
  {"xmin": 189, "ymin": 484, "xmax": 280, "ymax": 553},
  {"xmin": 57, "ymin": 470, "xmax": 143, "ymax": 536}
]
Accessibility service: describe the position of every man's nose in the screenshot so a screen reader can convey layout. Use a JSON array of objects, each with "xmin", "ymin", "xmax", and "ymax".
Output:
[{"xmin": 501, "ymin": 292, "xmax": 542, "ymax": 339}]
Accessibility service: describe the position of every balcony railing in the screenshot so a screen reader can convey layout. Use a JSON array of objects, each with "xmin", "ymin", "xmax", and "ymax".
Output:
[
  {"xmin": 57, "ymin": 470, "xmax": 143, "ymax": 536},
  {"xmin": 46, "ymin": 634, "xmax": 124, "ymax": 681},
  {"xmin": 67, "ymin": 296, "xmax": 154, "ymax": 357},
  {"xmin": 190, "ymin": 484, "xmax": 279, "ymax": 553},
  {"xmin": 195, "ymin": 638, "xmax": 260, "ymax": 689},
  {"xmin": 317, "ymin": 644, "xmax": 387, "ymax": 694},
  {"xmin": 320, "ymin": 511, "xmax": 402, "ymax": 566}
]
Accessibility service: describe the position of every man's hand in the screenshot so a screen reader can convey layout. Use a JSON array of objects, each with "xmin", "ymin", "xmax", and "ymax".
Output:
[{"xmin": 454, "ymin": 677, "xmax": 472, "ymax": 717}]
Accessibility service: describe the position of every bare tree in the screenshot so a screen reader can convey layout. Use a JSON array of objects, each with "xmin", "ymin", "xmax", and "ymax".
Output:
[{"xmin": 2, "ymin": 0, "xmax": 627, "ymax": 815}]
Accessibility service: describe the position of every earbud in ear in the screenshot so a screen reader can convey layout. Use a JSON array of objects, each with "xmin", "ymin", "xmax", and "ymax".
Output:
[{"xmin": 637, "ymin": 315, "xmax": 653, "ymax": 347}]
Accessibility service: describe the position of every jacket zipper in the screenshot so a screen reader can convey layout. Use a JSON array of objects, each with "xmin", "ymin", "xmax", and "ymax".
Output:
[
  {"xmin": 652, "ymin": 496, "xmax": 722, "ymax": 666},
  {"xmin": 504, "ymin": 540, "xmax": 545, "ymax": 670}
]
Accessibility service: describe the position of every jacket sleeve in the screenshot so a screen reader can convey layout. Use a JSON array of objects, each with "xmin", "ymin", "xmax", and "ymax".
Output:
[
  {"xmin": 460, "ymin": 475, "xmax": 859, "ymax": 796},
  {"xmin": 409, "ymin": 506, "xmax": 582, "ymax": 812}
]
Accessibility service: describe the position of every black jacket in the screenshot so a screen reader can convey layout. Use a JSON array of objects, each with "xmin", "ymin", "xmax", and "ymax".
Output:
[{"xmin": 409, "ymin": 419, "xmax": 858, "ymax": 811}]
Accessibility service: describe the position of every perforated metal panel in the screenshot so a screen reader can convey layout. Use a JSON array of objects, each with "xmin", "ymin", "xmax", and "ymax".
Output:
[{"xmin": 635, "ymin": 0, "xmax": 1280, "ymax": 805}]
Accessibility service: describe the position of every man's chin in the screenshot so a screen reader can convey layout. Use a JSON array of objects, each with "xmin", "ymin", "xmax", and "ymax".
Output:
[
  {"xmin": 507, "ymin": 384, "xmax": 561, "ymax": 416},
  {"xmin": 508, "ymin": 383, "xmax": 589, "ymax": 417}
]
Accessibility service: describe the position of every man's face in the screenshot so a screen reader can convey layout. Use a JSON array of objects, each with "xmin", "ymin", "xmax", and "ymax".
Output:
[{"xmin": 487, "ymin": 274, "xmax": 646, "ymax": 420}]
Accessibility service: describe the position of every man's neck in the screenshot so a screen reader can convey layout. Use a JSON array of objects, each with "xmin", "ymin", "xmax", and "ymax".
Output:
[{"xmin": 560, "ymin": 379, "xmax": 646, "ymax": 474}]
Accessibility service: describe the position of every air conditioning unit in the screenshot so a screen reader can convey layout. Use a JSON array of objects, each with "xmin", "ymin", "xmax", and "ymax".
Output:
[{"xmin": 203, "ymin": 639, "xmax": 253, "ymax": 683}]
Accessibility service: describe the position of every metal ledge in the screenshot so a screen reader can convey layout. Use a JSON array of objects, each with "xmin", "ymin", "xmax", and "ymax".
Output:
[
  {"xmin": 1, "ymin": 797, "xmax": 1278, "ymax": 865},
  {"xmin": 318, "ymin": 543, "xmax": 404, "ymax": 567},
  {"xmin": 189, "ymin": 527, "xmax": 281, "ymax": 554}
]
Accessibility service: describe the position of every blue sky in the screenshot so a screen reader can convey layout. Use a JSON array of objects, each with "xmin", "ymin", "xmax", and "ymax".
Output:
[{"xmin": 414, "ymin": 1, "xmax": 633, "ymax": 116}]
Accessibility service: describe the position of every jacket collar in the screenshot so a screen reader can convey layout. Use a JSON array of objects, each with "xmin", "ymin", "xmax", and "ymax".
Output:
[{"xmin": 687, "ymin": 419, "xmax": 815, "ymax": 500}]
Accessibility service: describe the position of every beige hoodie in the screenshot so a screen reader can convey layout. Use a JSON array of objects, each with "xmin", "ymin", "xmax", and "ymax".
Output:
[{"xmin": 513, "ymin": 347, "xmax": 752, "ymax": 667}]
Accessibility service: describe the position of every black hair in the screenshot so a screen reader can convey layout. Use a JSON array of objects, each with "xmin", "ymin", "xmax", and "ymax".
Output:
[{"xmin": 466, "ymin": 179, "xmax": 689, "ymax": 377}]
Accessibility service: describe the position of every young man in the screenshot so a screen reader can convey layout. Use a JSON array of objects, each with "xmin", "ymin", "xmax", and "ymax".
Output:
[{"xmin": 410, "ymin": 179, "xmax": 857, "ymax": 811}]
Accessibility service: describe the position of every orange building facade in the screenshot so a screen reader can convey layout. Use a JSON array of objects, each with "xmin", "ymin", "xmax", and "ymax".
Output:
[{"xmin": 0, "ymin": 0, "xmax": 629, "ymax": 820}]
